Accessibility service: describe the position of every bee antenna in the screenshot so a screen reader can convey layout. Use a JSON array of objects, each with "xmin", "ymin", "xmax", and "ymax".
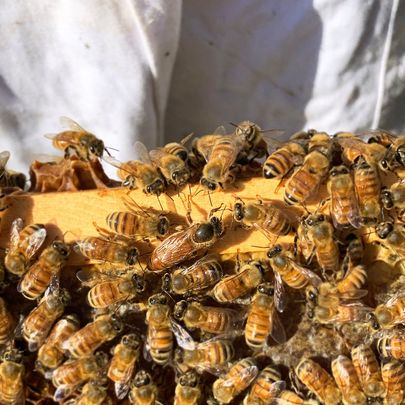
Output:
[
  {"xmin": 62, "ymin": 230, "xmax": 78, "ymax": 241},
  {"xmin": 105, "ymin": 146, "xmax": 119, "ymax": 152},
  {"xmin": 229, "ymin": 122, "xmax": 238, "ymax": 128},
  {"xmin": 301, "ymin": 202, "xmax": 310, "ymax": 215},
  {"xmin": 156, "ymin": 195, "xmax": 164, "ymax": 211},
  {"xmin": 163, "ymin": 290, "xmax": 176, "ymax": 304},
  {"xmin": 207, "ymin": 190, "xmax": 213, "ymax": 207},
  {"xmin": 251, "ymin": 245, "xmax": 268, "ymax": 249}
]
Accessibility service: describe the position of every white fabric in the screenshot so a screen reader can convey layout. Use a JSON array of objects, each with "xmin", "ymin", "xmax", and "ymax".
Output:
[{"xmin": 0, "ymin": 1, "xmax": 403, "ymax": 177}]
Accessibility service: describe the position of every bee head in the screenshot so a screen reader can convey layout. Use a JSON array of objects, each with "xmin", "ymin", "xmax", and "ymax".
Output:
[
  {"xmin": 172, "ymin": 169, "xmax": 189, "ymax": 186},
  {"xmin": 176, "ymin": 149, "xmax": 188, "ymax": 162},
  {"xmin": 367, "ymin": 312, "xmax": 381, "ymax": 330},
  {"xmin": 162, "ymin": 273, "xmax": 172, "ymax": 292},
  {"xmin": 179, "ymin": 370, "xmax": 199, "ymax": 387},
  {"xmin": 376, "ymin": 222, "xmax": 394, "ymax": 239},
  {"xmin": 133, "ymin": 370, "xmax": 151, "ymax": 388},
  {"xmin": 131, "ymin": 274, "xmax": 145, "ymax": 293},
  {"xmin": 201, "ymin": 177, "xmax": 217, "ymax": 191},
  {"xmin": 395, "ymin": 146, "xmax": 405, "ymax": 166},
  {"xmin": 146, "ymin": 179, "xmax": 165, "ymax": 196},
  {"xmin": 233, "ymin": 202, "xmax": 244, "ymax": 221},
  {"xmin": 52, "ymin": 241, "xmax": 70, "ymax": 257},
  {"xmin": 89, "ymin": 139, "xmax": 105, "ymax": 158},
  {"xmin": 173, "ymin": 300, "xmax": 188, "ymax": 320},
  {"xmin": 122, "ymin": 333, "xmax": 141, "ymax": 349},
  {"xmin": 126, "ymin": 247, "xmax": 139, "ymax": 265},
  {"xmin": 306, "ymin": 286, "xmax": 318, "ymax": 303},
  {"xmin": 210, "ymin": 216, "xmax": 223, "ymax": 237},
  {"xmin": 381, "ymin": 188, "xmax": 394, "ymax": 209},
  {"xmin": 257, "ymin": 282, "xmax": 274, "ymax": 296},
  {"xmin": 110, "ymin": 314, "xmax": 124, "ymax": 333},
  {"xmin": 95, "ymin": 352, "xmax": 109, "ymax": 368},
  {"xmin": 267, "ymin": 244, "xmax": 282, "ymax": 258},
  {"xmin": 148, "ymin": 293, "xmax": 167, "ymax": 306},
  {"xmin": 158, "ymin": 216, "xmax": 169, "ymax": 236},
  {"xmin": 235, "ymin": 121, "xmax": 259, "ymax": 146}
]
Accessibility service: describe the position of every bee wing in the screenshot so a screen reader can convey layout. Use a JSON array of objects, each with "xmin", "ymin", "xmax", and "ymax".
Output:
[
  {"xmin": 115, "ymin": 369, "xmax": 134, "ymax": 400},
  {"xmin": 0, "ymin": 151, "xmax": 10, "ymax": 168},
  {"xmin": 180, "ymin": 132, "xmax": 194, "ymax": 145},
  {"xmin": 171, "ymin": 320, "xmax": 197, "ymax": 350},
  {"xmin": 274, "ymin": 272, "xmax": 287, "ymax": 313},
  {"xmin": 221, "ymin": 364, "xmax": 259, "ymax": 387},
  {"xmin": 134, "ymin": 141, "xmax": 152, "ymax": 164},
  {"xmin": 337, "ymin": 302, "xmax": 374, "ymax": 322},
  {"xmin": 73, "ymin": 239, "xmax": 97, "ymax": 255},
  {"xmin": 59, "ymin": 116, "xmax": 87, "ymax": 132},
  {"xmin": 268, "ymin": 306, "xmax": 287, "ymax": 344},
  {"xmin": 76, "ymin": 269, "xmax": 113, "ymax": 287},
  {"xmin": 25, "ymin": 228, "xmax": 47, "ymax": 259},
  {"xmin": 267, "ymin": 380, "xmax": 287, "ymax": 398},
  {"xmin": 339, "ymin": 289, "xmax": 369, "ymax": 301},
  {"xmin": 384, "ymin": 291, "xmax": 405, "ymax": 307},
  {"xmin": 54, "ymin": 384, "xmax": 74, "ymax": 402},
  {"xmin": 288, "ymin": 259, "xmax": 322, "ymax": 287},
  {"xmin": 213, "ymin": 126, "xmax": 227, "ymax": 135},
  {"xmin": 103, "ymin": 155, "xmax": 127, "ymax": 170},
  {"xmin": 9, "ymin": 218, "xmax": 24, "ymax": 250},
  {"xmin": 261, "ymin": 133, "xmax": 286, "ymax": 154}
]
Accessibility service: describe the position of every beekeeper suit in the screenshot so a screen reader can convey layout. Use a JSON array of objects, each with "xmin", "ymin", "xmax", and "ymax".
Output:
[{"xmin": 0, "ymin": 0, "xmax": 402, "ymax": 176}]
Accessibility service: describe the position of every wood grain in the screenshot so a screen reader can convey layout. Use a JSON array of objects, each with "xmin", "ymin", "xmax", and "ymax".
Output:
[{"xmin": 0, "ymin": 178, "xmax": 331, "ymax": 266}]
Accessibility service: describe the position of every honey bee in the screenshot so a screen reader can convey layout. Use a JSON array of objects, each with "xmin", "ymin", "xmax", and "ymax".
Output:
[
  {"xmin": 267, "ymin": 244, "xmax": 321, "ymax": 290},
  {"xmin": 18, "ymin": 240, "xmax": 70, "ymax": 300},
  {"xmin": 145, "ymin": 293, "xmax": 173, "ymax": 365},
  {"xmin": 0, "ymin": 297, "xmax": 15, "ymax": 345},
  {"xmin": 377, "ymin": 331, "xmax": 405, "ymax": 360},
  {"xmin": 353, "ymin": 156, "xmax": 381, "ymax": 225},
  {"xmin": 4, "ymin": 218, "xmax": 47, "ymax": 276},
  {"xmin": 149, "ymin": 212, "xmax": 223, "ymax": 272},
  {"xmin": 162, "ymin": 255, "xmax": 223, "ymax": 296},
  {"xmin": 245, "ymin": 283, "xmax": 286, "ymax": 348},
  {"xmin": 175, "ymin": 339, "xmax": 234, "ymax": 374},
  {"xmin": 107, "ymin": 333, "xmax": 141, "ymax": 399},
  {"xmin": 351, "ymin": 343, "xmax": 385, "ymax": 397},
  {"xmin": 381, "ymin": 360, "xmax": 405, "ymax": 405},
  {"xmin": 262, "ymin": 131, "xmax": 309, "ymax": 179},
  {"xmin": 284, "ymin": 133, "xmax": 331, "ymax": 205},
  {"xmin": 375, "ymin": 221, "xmax": 405, "ymax": 259},
  {"xmin": 79, "ymin": 271, "xmax": 145, "ymax": 309},
  {"xmin": 0, "ymin": 151, "xmax": 26, "ymax": 189},
  {"xmin": 22, "ymin": 288, "xmax": 70, "ymax": 351},
  {"xmin": 63, "ymin": 314, "xmax": 123, "ymax": 358},
  {"xmin": 381, "ymin": 181, "xmax": 405, "ymax": 222},
  {"xmin": 233, "ymin": 199, "xmax": 293, "ymax": 236},
  {"xmin": 0, "ymin": 349, "xmax": 25, "ymax": 405},
  {"xmin": 74, "ymin": 237, "xmax": 139, "ymax": 265},
  {"xmin": 374, "ymin": 292, "xmax": 405, "ymax": 329},
  {"xmin": 212, "ymin": 357, "xmax": 258, "ymax": 404},
  {"xmin": 149, "ymin": 134, "xmax": 193, "ymax": 186},
  {"xmin": 36, "ymin": 314, "xmax": 80, "ymax": 371},
  {"xmin": 129, "ymin": 370, "xmax": 162, "ymax": 405},
  {"xmin": 52, "ymin": 352, "xmax": 109, "ymax": 402},
  {"xmin": 331, "ymin": 355, "xmax": 366, "ymax": 405},
  {"xmin": 312, "ymin": 302, "xmax": 372, "ymax": 325},
  {"xmin": 243, "ymin": 365, "xmax": 286, "ymax": 405},
  {"xmin": 377, "ymin": 133, "xmax": 405, "ymax": 172},
  {"xmin": 300, "ymin": 214, "xmax": 340, "ymax": 277},
  {"xmin": 295, "ymin": 358, "xmax": 341, "ymax": 405},
  {"xmin": 174, "ymin": 300, "xmax": 242, "ymax": 335},
  {"xmin": 211, "ymin": 260, "xmax": 265, "ymax": 303},
  {"xmin": 233, "ymin": 120, "xmax": 267, "ymax": 155},
  {"xmin": 174, "ymin": 371, "xmax": 201, "ymax": 405},
  {"xmin": 45, "ymin": 116, "xmax": 108, "ymax": 160},
  {"xmin": 341, "ymin": 233, "xmax": 364, "ymax": 275},
  {"xmin": 328, "ymin": 165, "xmax": 361, "ymax": 229},
  {"xmin": 272, "ymin": 390, "xmax": 319, "ymax": 405},
  {"xmin": 69, "ymin": 380, "xmax": 113, "ymax": 405}
]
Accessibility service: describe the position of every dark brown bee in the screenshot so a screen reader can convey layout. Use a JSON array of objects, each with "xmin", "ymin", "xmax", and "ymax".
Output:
[
  {"xmin": 45, "ymin": 117, "xmax": 107, "ymax": 160},
  {"xmin": 18, "ymin": 240, "xmax": 70, "ymax": 300},
  {"xmin": 150, "ymin": 213, "xmax": 223, "ymax": 272},
  {"xmin": 162, "ymin": 255, "xmax": 223, "ymax": 296},
  {"xmin": 4, "ymin": 218, "xmax": 47, "ymax": 276}
]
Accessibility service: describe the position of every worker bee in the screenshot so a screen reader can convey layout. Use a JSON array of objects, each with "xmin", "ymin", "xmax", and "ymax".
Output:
[
  {"xmin": 212, "ymin": 357, "xmax": 258, "ymax": 404},
  {"xmin": 36, "ymin": 314, "xmax": 80, "ymax": 371},
  {"xmin": 52, "ymin": 352, "xmax": 109, "ymax": 402},
  {"xmin": 312, "ymin": 302, "xmax": 373, "ymax": 325},
  {"xmin": 267, "ymin": 244, "xmax": 321, "ymax": 290},
  {"xmin": 129, "ymin": 370, "xmax": 162, "ymax": 405},
  {"xmin": 63, "ymin": 314, "xmax": 123, "ymax": 358},
  {"xmin": 233, "ymin": 198, "xmax": 293, "ymax": 236},
  {"xmin": 353, "ymin": 156, "xmax": 381, "ymax": 225},
  {"xmin": 351, "ymin": 343, "xmax": 385, "ymax": 397},
  {"xmin": 211, "ymin": 260, "xmax": 265, "ymax": 303},
  {"xmin": 0, "ymin": 349, "xmax": 25, "ymax": 405},
  {"xmin": 107, "ymin": 141, "xmax": 166, "ymax": 195},
  {"xmin": 22, "ymin": 288, "xmax": 70, "ymax": 351},
  {"xmin": 375, "ymin": 221, "xmax": 405, "ymax": 259},
  {"xmin": 273, "ymin": 390, "xmax": 319, "ymax": 405},
  {"xmin": 45, "ymin": 116, "xmax": 108, "ymax": 160},
  {"xmin": 175, "ymin": 339, "xmax": 234, "ymax": 374},
  {"xmin": 341, "ymin": 233, "xmax": 364, "ymax": 275},
  {"xmin": 377, "ymin": 331, "xmax": 405, "ymax": 360},
  {"xmin": 262, "ymin": 131, "xmax": 309, "ymax": 178},
  {"xmin": 18, "ymin": 240, "xmax": 70, "ymax": 300},
  {"xmin": 374, "ymin": 292, "xmax": 405, "ymax": 329},
  {"xmin": 284, "ymin": 133, "xmax": 331, "ymax": 205},
  {"xmin": 233, "ymin": 120, "xmax": 266, "ymax": 154},
  {"xmin": 296, "ymin": 358, "xmax": 341, "ymax": 405},
  {"xmin": 162, "ymin": 255, "xmax": 223, "ymax": 296},
  {"xmin": 68, "ymin": 380, "xmax": 113, "ymax": 405},
  {"xmin": 377, "ymin": 133, "xmax": 405, "ymax": 172},
  {"xmin": 149, "ymin": 212, "xmax": 223, "ymax": 272},
  {"xmin": 145, "ymin": 293, "xmax": 173, "ymax": 365},
  {"xmin": 174, "ymin": 371, "xmax": 201, "ymax": 405},
  {"xmin": 0, "ymin": 150, "xmax": 26, "ymax": 189},
  {"xmin": 107, "ymin": 333, "xmax": 141, "ymax": 399},
  {"xmin": 74, "ymin": 237, "xmax": 139, "ymax": 265},
  {"xmin": 174, "ymin": 300, "xmax": 242, "ymax": 335},
  {"xmin": 300, "ymin": 214, "xmax": 340, "ymax": 277},
  {"xmin": 245, "ymin": 283, "xmax": 286, "ymax": 348},
  {"xmin": 149, "ymin": 134, "xmax": 193, "ymax": 186},
  {"xmin": 243, "ymin": 365, "xmax": 286, "ymax": 405},
  {"xmin": 381, "ymin": 360, "xmax": 405, "ymax": 405},
  {"xmin": 331, "ymin": 355, "xmax": 366, "ymax": 405},
  {"xmin": 79, "ymin": 270, "xmax": 145, "ymax": 309},
  {"xmin": 328, "ymin": 165, "xmax": 361, "ymax": 229},
  {"xmin": 4, "ymin": 218, "xmax": 47, "ymax": 276},
  {"xmin": 0, "ymin": 297, "xmax": 15, "ymax": 345},
  {"xmin": 381, "ymin": 181, "xmax": 405, "ymax": 222}
]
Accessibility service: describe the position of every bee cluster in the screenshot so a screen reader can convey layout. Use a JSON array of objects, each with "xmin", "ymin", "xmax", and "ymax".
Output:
[{"xmin": 0, "ymin": 119, "xmax": 405, "ymax": 404}]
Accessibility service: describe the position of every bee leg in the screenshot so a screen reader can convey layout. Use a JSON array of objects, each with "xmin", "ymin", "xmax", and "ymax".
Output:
[
  {"xmin": 275, "ymin": 167, "xmax": 295, "ymax": 194},
  {"xmin": 93, "ymin": 222, "xmax": 120, "ymax": 241},
  {"xmin": 64, "ymin": 145, "xmax": 79, "ymax": 159}
]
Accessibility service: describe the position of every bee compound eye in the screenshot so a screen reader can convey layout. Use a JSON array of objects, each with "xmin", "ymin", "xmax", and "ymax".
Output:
[{"xmin": 177, "ymin": 150, "xmax": 188, "ymax": 161}]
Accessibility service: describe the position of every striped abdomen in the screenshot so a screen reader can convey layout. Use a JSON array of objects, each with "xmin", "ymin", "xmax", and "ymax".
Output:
[
  {"xmin": 262, "ymin": 206, "xmax": 292, "ymax": 235},
  {"xmin": 19, "ymin": 261, "xmax": 56, "ymax": 300},
  {"xmin": 200, "ymin": 308, "xmax": 234, "ymax": 334},
  {"xmin": 106, "ymin": 212, "xmax": 140, "ymax": 236},
  {"xmin": 263, "ymin": 147, "xmax": 295, "ymax": 178},
  {"xmin": 198, "ymin": 341, "xmax": 233, "ymax": 368},
  {"xmin": 0, "ymin": 300, "xmax": 14, "ymax": 344},
  {"xmin": 381, "ymin": 360, "xmax": 405, "ymax": 404},
  {"xmin": 336, "ymin": 264, "xmax": 367, "ymax": 294},
  {"xmin": 0, "ymin": 363, "xmax": 24, "ymax": 405},
  {"xmin": 147, "ymin": 323, "xmax": 173, "ymax": 365},
  {"xmin": 284, "ymin": 167, "xmax": 321, "ymax": 206},
  {"xmin": 87, "ymin": 280, "xmax": 131, "ymax": 309},
  {"xmin": 246, "ymin": 366, "xmax": 281, "ymax": 403},
  {"xmin": 245, "ymin": 299, "xmax": 272, "ymax": 348}
]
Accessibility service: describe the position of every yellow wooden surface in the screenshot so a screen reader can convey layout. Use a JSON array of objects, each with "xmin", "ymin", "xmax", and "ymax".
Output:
[{"xmin": 0, "ymin": 178, "xmax": 329, "ymax": 266}]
